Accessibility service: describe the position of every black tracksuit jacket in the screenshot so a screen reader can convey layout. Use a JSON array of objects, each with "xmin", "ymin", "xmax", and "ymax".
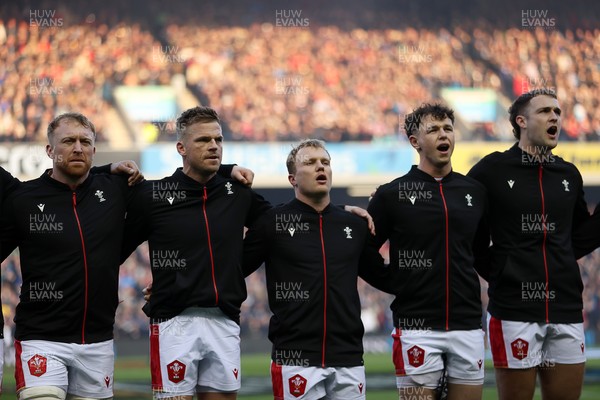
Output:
[
  {"xmin": 368, "ymin": 166, "xmax": 489, "ymax": 331},
  {"xmin": 468, "ymin": 143, "xmax": 590, "ymax": 323},
  {"xmin": 0, "ymin": 167, "xmax": 20, "ymax": 340},
  {"xmin": 122, "ymin": 168, "xmax": 271, "ymax": 324},
  {"xmin": 0, "ymin": 171, "xmax": 129, "ymax": 343},
  {"xmin": 573, "ymin": 203, "xmax": 600, "ymax": 257},
  {"xmin": 242, "ymin": 198, "xmax": 391, "ymax": 367}
]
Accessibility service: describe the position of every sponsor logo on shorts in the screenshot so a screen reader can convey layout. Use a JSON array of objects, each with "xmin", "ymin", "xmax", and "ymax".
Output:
[
  {"xmin": 104, "ymin": 376, "xmax": 111, "ymax": 388},
  {"xmin": 167, "ymin": 360, "xmax": 186, "ymax": 383},
  {"xmin": 511, "ymin": 338, "xmax": 529, "ymax": 360},
  {"xmin": 233, "ymin": 368, "xmax": 239, "ymax": 379},
  {"xmin": 478, "ymin": 359, "xmax": 483, "ymax": 370},
  {"xmin": 28, "ymin": 354, "xmax": 47, "ymax": 377},
  {"xmin": 581, "ymin": 343, "xmax": 585, "ymax": 353},
  {"xmin": 407, "ymin": 345, "xmax": 425, "ymax": 368},
  {"xmin": 288, "ymin": 373, "xmax": 307, "ymax": 397},
  {"xmin": 358, "ymin": 382, "xmax": 364, "ymax": 393}
]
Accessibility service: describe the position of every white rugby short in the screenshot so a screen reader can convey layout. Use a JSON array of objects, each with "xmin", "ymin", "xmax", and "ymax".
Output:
[
  {"xmin": 150, "ymin": 307, "xmax": 241, "ymax": 398},
  {"xmin": 487, "ymin": 314, "xmax": 585, "ymax": 369},
  {"xmin": 270, "ymin": 362, "xmax": 366, "ymax": 400},
  {"xmin": 391, "ymin": 328, "xmax": 485, "ymax": 388},
  {"xmin": 15, "ymin": 339, "xmax": 114, "ymax": 398}
]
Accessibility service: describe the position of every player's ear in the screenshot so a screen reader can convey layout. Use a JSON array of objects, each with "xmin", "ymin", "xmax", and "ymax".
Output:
[
  {"xmin": 176, "ymin": 141, "xmax": 186, "ymax": 157},
  {"xmin": 409, "ymin": 135, "xmax": 420, "ymax": 151},
  {"xmin": 288, "ymin": 174, "xmax": 297, "ymax": 187}
]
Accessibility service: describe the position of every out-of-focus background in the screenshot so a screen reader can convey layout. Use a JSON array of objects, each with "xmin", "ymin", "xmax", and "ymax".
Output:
[{"xmin": 1, "ymin": 0, "xmax": 600, "ymax": 398}]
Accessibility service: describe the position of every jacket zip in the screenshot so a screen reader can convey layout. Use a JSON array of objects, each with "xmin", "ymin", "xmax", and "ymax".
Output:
[
  {"xmin": 319, "ymin": 214, "xmax": 328, "ymax": 367},
  {"xmin": 202, "ymin": 186, "xmax": 219, "ymax": 305},
  {"xmin": 538, "ymin": 165, "xmax": 550, "ymax": 323},
  {"xmin": 72, "ymin": 192, "xmax": 89, "ymax": 343},
  {"xmin": 438, "ymin": 182, "xmax": 450, "ymax": 330}
]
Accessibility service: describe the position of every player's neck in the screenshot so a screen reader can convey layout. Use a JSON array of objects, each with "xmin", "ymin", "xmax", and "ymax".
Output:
[
  {"xmin": 417, "ymin": 162, "xmax": 451, "ymax": 180},
  {"xmin": 183, "ymin": 167, "xmax": 216, "ymax": 185},
  {"xmin": 295, "ymin": 193, "xmax": 330, "ymax": 213},
  {"xmin": 48, "ymin": 169, "xmax": 89, "ymax": 190}
]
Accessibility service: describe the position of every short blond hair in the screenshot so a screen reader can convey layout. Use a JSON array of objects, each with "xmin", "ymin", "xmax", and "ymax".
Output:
[{"xmin": 286, "ymin": 139, "xmax": 330, "ymax": 174}]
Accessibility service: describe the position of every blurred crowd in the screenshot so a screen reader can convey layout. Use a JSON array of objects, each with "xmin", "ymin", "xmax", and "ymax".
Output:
[
  {"xmin": 0, "ymin": 12, "xmax": 181, "ymax": 142},
  {"xmin": 0, "ymin": 1, "xmax": 599, "ymax": 142}
]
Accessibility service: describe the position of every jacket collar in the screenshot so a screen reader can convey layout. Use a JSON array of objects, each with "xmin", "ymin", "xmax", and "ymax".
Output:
[
  {"xmin": 171, "ymin": 168, "xmax": 224, "ymax": 188},
  {"xmin": 40, "ymin": 169, "xmax": 93, "ymax": 191},
  {"xmin": 508, "ymin": 142, "xmax": 523, "ymax": 158},
  {"xmin": 407, "ymin": 165, "xmax": 454, "ymax": 183},
  {"xmin": 288, "ymin": 197, "xmax": 333, "ymax": 214}
]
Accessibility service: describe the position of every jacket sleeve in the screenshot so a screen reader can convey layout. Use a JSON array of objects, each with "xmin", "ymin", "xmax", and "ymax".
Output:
[
  {"xmin": 245, "ymin": 189, "xmax": 272, "ymax": 227},
  {"xmin": 367, "ymin": 187, "xmax": 392, "ymax": 249},
  {"xmin": 570, "ymin": 170, "xmax": 592, "ymax": 257},
  {"xmin": 90, "ymin": 164, "xmax": 112, "ymax": 175},
  {"xmin": 466, "ymin": 157, "xmax": 488, "ymax": 184},
  {"xmin": 121, "ymin": 184, "xmax": 149, "ymax": 263},
  {"xmin": 0, "ymin": 167, "xmax": 20, "ymax": 260},
  {"xmin": 573, "ymin": 202, "xmax": 600, "ymax": 258},
  {"xmin": 358, "ymin": 233, "xmax": 395, "ymax": 294},
  {"xmin": 0, "ymin": 166, "xmax": 20, "ymax": 197},
  {"xmin": 217, "ymin": 164, "xmax": 236, "ymax": 179},
  {"xmin": 0, "ymin": 193, "xmax": 19, "ymax": 262},
  {"xmin": 242, "ymin": 213, "xmax": 269, "ymax": 277},
  {"xmin": 473, "ymin": 191, "xmax": 491, "ymax": 281}
]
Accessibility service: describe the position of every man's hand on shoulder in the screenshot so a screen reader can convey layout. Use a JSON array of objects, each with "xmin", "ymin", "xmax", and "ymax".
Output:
[
  {"xmin": 110, "ymin": 160, "xmax": 145, "ymax": 186},
  {"xmin": 231, "ymin": 165, "xmax": 254, "ymax": 187}
]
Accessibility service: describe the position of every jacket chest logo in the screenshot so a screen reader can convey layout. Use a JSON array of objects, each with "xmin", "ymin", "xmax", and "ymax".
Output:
[
  {"xmin": 37, "ymin": 203, "xmax": 45, "ymax": 212},
  {"xmin": 465, "ymin": 194, "xmax": 473, "ymax": 207},
  {"xmin": 562, "ymin": 180, "xmax": 570, "ymax": 191},
  {"xmin": 344, "ymin": 226, "xmax": 353, "ymax": 239},
  {"xmin": 508, "ymin": 179, "xmax": 515, "ymax": 189},
  {"xmin": 225, "ymin": 182, "xmax": 234, "ymax": 195},
  {"xmin": 95, "ymin": 190, "xmax": 106, "ymax": 202}
]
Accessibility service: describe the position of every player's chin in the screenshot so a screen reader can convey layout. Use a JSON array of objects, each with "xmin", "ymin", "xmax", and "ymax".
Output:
[
  {"xmin": 203, "ymin": 161, "xmax": 221, "ymax": 172},
  {"xmin": 65, "ymin": 163, "xmax": 91, "ymax": 175},
  {"xmin": 545, "ymin": 137, "xmax": 559, "ymax": 148},
  {"xmin": 314, "ymin": 184, "xmax": 330, "ymax": 194}
]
